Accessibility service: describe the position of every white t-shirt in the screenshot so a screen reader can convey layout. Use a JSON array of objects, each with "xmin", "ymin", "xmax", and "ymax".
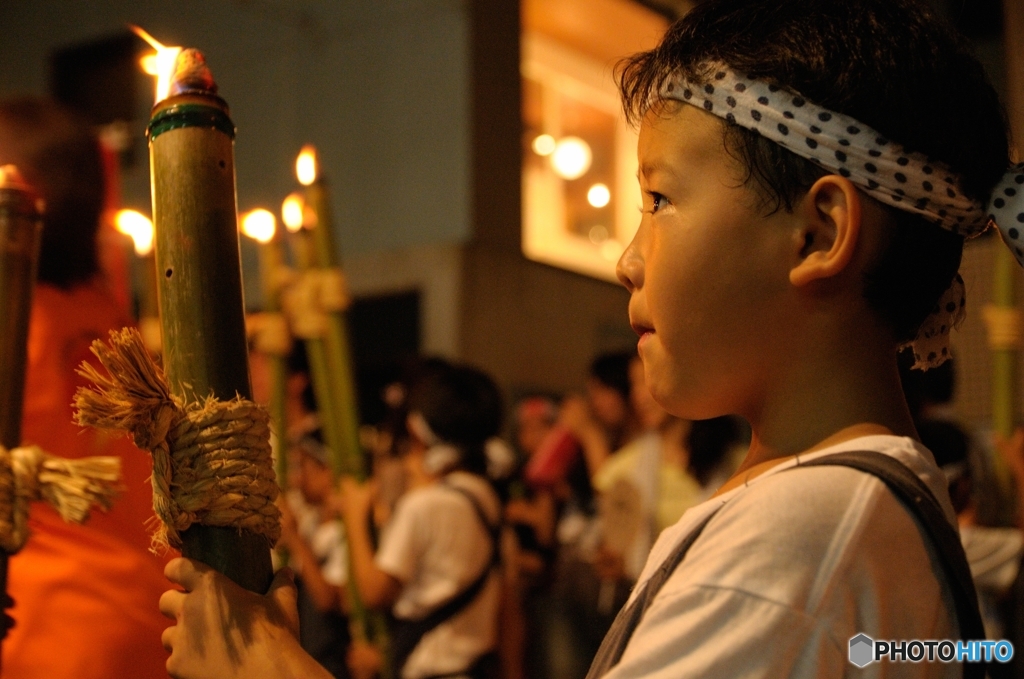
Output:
[
  {"xmin": 286, "ymin": 490, "xmax": 348, "ymax": 587},
  {"xmin": 605, "ymin": 435, "xmax": 961, "ymax": 679},
  {"xmin": 376, "ymin": 472, "xmax": 501, "ymax": 679}
]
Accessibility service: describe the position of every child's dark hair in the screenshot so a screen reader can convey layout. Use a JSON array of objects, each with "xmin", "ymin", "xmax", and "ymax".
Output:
[
  {"xmin": 617, "ymin": 0, "xmax": 1009, "ymax": 344},
  {"xmin": 407, "ymin": 358, "xmax": 503, "ymax": 477},
  {"xmin": 0, "ymin": 98, "xmax": 104, "ymax": 288},
  {"xmin": 686, "ymin": 416, "xmax": 740, "ymax": 488},
  {"xmin": 589, "ymin": 351, "xmax": 633, "ymax": 401}
]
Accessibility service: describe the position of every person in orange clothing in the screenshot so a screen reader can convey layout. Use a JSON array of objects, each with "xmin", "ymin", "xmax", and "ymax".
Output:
[{"xmin": 0, "ymin": 98, "xmax": 170, "ymax": 678}]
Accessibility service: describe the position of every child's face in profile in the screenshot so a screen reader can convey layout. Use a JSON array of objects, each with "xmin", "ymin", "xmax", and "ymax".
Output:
[{"xmin": 618, "ymin": 103, "xmax": 797, "ymax": 420}]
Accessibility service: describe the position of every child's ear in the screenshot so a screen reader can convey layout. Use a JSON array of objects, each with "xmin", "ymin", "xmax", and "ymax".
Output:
[{"xmin": 789, "ymin": 175, "xmax": 862, "ymax": 287}]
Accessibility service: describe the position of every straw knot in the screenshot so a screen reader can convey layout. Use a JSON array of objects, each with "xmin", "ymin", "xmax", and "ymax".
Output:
[
  {"xmin": 282, "ymin": 268, "xmax": 350, "ymax": 339},
  {"xmin": 0, "ymin": 444, "xmax": 121, "ymax": 553},
  {"xmin": 74, "ymin": 328, "xmax": 280, "ymax": 551}
]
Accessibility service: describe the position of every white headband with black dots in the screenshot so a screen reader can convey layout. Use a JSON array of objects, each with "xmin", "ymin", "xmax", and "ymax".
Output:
[{"xmin": 661, "ymin": 64, "xmax": 1024, "ymax": 369}]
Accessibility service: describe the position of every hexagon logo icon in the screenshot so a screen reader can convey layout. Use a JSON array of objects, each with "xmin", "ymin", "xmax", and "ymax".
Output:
[{"xmin": 849, "ymin": 634, "xmax": 874, "ymax": 668}]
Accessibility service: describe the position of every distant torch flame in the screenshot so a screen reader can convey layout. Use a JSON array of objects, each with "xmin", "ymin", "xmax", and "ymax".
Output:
[
  {"xmin": 241, "ymin": 209, "xmax": 277, "ymax": 244},
  {"xmin": 281, "ymin": 193, "xmax": 306, "ymax": 233},
  {"xmin": 115, "ymin": 209, "xmax": 155, "ymax": 257},
  {"xmin": 295, "ymin": 146, "xmax": 319, "ymax": 186},
  {"xmin": 132, "ymin": 25, "xmax": 182, "ymax": 105}
]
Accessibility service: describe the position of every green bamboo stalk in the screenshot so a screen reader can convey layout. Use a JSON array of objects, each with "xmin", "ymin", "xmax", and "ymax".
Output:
[
  {"xmin": 299, "ymin": 156, "xmax": 390, "ymax": 653},
  {"xmin": 287, "ymin": 228, "xmax": 345, "ymax": 462},
  {"xmin": 258, "ymin": 235, "xmax": 289, "ymax": 487},
  {"xmin": 0, "ymin": 167, "xmax": 43, "ymax": 652},
  {"xmin": 286, "ymin": 224, "xmax": 369, "ymax": 638},
  {"xmin": 304, "ymin": 176, "xmax": 364, "ymax": 480},
  {"xmin": 147, "ymin": 52, "xmax": 272, "ymax": 594}
]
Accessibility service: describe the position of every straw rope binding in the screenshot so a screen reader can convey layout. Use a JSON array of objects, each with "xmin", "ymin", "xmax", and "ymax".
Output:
[
  {"xmin": 73, "ymin": 328, "xmax": 281, "ymax": 551},
  {"xmin": 0, "ymin": 444, "xmax": 120, "ymax": 553},
  {"xmin": 282, "ymin": 268, "xmax": 351, "ymax": 339}
]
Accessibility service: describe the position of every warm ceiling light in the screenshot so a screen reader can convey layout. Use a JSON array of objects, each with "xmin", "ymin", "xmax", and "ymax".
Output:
[
  {"xmin": 281, "ymin": 193, "xmax": 305, "ymax": 233},
  {"xmin": 532, "ymin": 134, "xmax": 556, "ymax": 156},
  {"xmin": 241, "ymin": 208, "xmax": 277, "ymax": 244},
  {"xmin": 550, "ymin": 137, "xmax": 592, "ymax": 180},
  {"xmin": 296, "ymin": 145, "xmax": 319, "ymax": 186},
  {"xmin": 587, "ymin": 183, "xmax": 611, "ymax": 208},
  {"xmin": 131, "ymin": 25, "xmax": 182, "ymax": 105},
  {"xmin": 114, "ymin": 209, "xmax": 154, "ymax": 257}
]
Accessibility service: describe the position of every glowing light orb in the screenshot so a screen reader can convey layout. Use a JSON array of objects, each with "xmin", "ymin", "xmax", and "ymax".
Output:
[
  {"xmin": 550, "ymin": 137, "xmax": 592, "ymax": 180},
  {"xmin": 532, "ymin": 134, "xmax": 556, "ymax": 156},
  {"xmin": 296, "ymin": 145, "xmax": 319, "ymax": 186},
  {"xmin": 241, "ymin": 209, "xmax": 277, "ymax": 244},
  {"xmin": 600, "ymin": 238, "xmax": 623, "ymax": 262},
  {"xmin": 115, "ymin": 209, "xmax": 155, "ymax": 257},
  {"xmin": 132, "ymin": 26, "xmax": 182, "ymax": 105},
  {"xmin": 281, "ymin": 193, "xmax": 306, "ymax": 233},
  {"xmin": 587, "ymin": 183, "xmax": 611, "ymax": 208}
]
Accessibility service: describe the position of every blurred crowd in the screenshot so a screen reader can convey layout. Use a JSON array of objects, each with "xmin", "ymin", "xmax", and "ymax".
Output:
[
  {"xmin": 13, "ymin": 92, "xmax": 1024, "ymax": 679},
  {"xmin": 248, "ymin": 339, "xmax": 747, "ymax": 679}
]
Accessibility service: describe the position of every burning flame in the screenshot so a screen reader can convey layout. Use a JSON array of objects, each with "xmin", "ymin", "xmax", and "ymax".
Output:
[
  {"xmin": 241, "ymin": 209, "xmax": 277, "ymax": 244},
  {"xmin": 115, "ymin": 209, "xmax": 155, "ymax": 257},
  {"xmin": 281, "ymin": 193, "xmax": 306, "ymax": 233},
  {"xmin": 295, "ymin": 146, "xmax": 319, "ymax": 186},
  {"xmin": 132, "ymin": 25, "xmax": 182, "ymax": 104}
]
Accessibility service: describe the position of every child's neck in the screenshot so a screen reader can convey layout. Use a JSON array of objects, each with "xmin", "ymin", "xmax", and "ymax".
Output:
[{"xmin": 736, "ymin": 330, "xmax": 917, "ymax": 476}]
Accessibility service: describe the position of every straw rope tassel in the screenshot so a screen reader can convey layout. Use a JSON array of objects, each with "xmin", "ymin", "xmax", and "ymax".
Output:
[
  {"xmin": 0, "ymin": 445, "xmax": 120, "ymax": 554},
  {"xmin": 73, "ymin": 328, "xmax": 281, "ymax": 552}
]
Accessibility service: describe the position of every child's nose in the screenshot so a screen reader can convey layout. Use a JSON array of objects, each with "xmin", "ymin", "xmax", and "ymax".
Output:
[{"xmin": 617, "ymin": 239, "xmax": 644, "ymax": 292}]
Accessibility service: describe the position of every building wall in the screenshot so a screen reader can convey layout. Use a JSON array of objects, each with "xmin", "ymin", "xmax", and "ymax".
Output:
[
  {"xmin": 0, "ymin": 0, "xmax": 471, "ymax": 255},
  {"xmin": 461, "ymin": 0, "xmax": 635, "ymax": 401}
]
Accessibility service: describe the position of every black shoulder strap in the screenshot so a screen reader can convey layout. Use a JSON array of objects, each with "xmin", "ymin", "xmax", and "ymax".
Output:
[
  {"xmin": 389, "ymin": 481, "xmax": 500, "ymax": 679},
  {"xmin": 586, "ymin": 450, "xmax": 985, "ymax": 679},
  {"xmin": 801, "ymin": 450, "xmax": 986, "ymax": 678},
  {"xmin": 585, "ymin": 510, "xmax": 719, "ymax": 678}
]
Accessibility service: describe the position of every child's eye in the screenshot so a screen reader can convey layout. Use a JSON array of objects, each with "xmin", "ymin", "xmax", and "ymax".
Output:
[{"xmin": 642, "ymin": 192, "xmax": 666, "ymax": 214}]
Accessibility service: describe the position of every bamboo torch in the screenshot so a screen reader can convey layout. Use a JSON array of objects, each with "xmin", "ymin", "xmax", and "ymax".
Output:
[
  {"xmin": 241, "ymin": 209, "xmax": 290, "ymax": 486},
  {"xmin": 295, "ymin": 147, "xmax": 364, "ymax": 480},
  {"xmin": 140, "ymin": 32, "xmax": 272, "ymax": 592},
  {"xmin": 281, "ymin": 191, "xmax": 346, "ymax": 473},
  {"xmin": 281, "ymin": 189, "xmax": 374, "ymax": 640},
  {"xmin": 0, "ymin": 166, "xmax": 43, "ymax": 647}
]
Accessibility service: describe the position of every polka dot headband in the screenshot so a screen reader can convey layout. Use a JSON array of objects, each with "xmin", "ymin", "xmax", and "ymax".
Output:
[{"xmin": 661, "ymin": 64, "xmax": 1024, "ymax": 369}]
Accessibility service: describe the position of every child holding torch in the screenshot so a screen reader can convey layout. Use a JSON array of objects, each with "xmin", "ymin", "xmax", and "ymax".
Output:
[{"xmin": 160, "ymin": 0, "xmax": 1016, "ymax": 676}]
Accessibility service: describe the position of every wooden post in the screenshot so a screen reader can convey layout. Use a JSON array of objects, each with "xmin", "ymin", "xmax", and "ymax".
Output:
[
  {"xmin": 147, "ymin": 51, "xmax": 272, "ymax": 594},
  {"xmin": 0, "ymin": 167, "xmax": 43, "ymax": 652}
]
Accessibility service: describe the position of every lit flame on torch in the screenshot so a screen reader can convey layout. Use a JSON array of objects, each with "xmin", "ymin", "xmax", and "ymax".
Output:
[
  {"xmin": 295, "ymin": 146, "xmax": 319, "ymax": 186},
  {"xmin": 281, "ymin": 193, "xmax": 306, "ymax": 233},
  {"xmin": 241, "ymin": 209, "xmax": 277, "ymax": 244},
  {"xmin": 115, "ymin": 209, "xmax": 155, "ymax": 257},
  {"xmin": 132, "ymin": 25, "xmax": 182, "ymax": 105}
]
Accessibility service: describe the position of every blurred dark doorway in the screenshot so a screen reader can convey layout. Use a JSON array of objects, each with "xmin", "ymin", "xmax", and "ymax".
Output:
[{"xmin": 349, "ymin": 290, "xmax": 421, "ymax": 425}]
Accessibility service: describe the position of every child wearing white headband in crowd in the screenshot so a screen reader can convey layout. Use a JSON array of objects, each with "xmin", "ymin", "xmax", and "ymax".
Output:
[{"xmin": 158, "ymin": 1, "xmax": 1012, "ymax": 677}]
